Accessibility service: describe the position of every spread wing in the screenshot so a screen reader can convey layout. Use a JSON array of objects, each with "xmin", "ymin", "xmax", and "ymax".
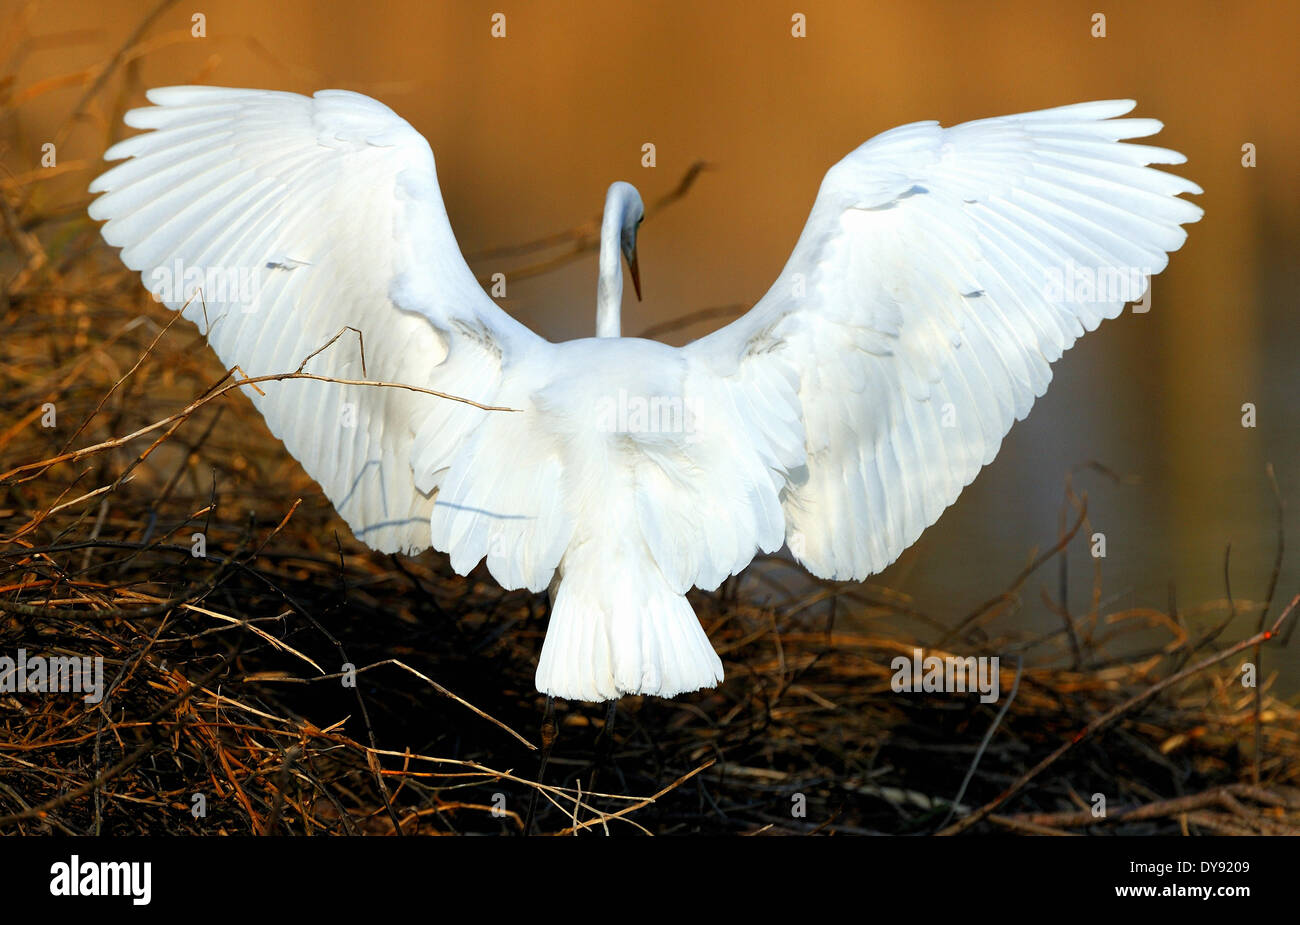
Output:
[
  {"xmin": 91, "ymin": 86, "xmax": 570, "ymax": 588},
  {"xmin": 686, "ymin": 100, "xmax": 1203, "ymax": 580}
]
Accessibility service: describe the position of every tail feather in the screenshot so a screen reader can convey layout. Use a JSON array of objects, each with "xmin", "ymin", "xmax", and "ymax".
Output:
[{"xmin": 536, "ymin": 562, "xmax": 723, "ymax": 702}]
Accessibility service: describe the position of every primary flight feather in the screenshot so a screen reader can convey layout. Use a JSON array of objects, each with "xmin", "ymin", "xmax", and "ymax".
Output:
[{"xmin": 89, "ymin": 88, "xmax": 1202, "ymax": 702}]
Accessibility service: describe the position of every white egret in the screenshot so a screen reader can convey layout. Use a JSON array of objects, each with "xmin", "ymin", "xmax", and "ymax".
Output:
[{"xmin": 89, "ymin": 88, "xmax": 1202, "ymax": 702}]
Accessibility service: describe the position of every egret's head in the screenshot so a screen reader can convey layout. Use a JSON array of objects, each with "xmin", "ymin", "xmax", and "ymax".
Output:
[{"xmin": 607, "ymin": 181, "xmax": 644, "ymax": 301}]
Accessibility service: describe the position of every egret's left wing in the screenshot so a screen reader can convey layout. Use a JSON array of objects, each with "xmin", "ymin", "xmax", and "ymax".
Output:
[
  {"xmin": 90, "ymin": 87, "xmax": 570, "ymax": 589},
  {"xmin": 686, "ymin": 100, "xmax": 1203, "ymax": 581}
]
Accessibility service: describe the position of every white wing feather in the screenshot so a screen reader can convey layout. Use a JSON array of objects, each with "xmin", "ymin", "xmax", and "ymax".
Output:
[
  {"xmin": 686, "ymin": 100, "xmax": 1203, "ymax": 581},
  {"xmin": 90, "ymin": 86, "xmax": 570, "ymax": 590}
]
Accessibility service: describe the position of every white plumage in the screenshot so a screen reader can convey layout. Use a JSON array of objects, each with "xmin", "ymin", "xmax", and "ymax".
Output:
[{"xmin": 89, "ymin": 88, "xmax": 1202, "ymax": 702}]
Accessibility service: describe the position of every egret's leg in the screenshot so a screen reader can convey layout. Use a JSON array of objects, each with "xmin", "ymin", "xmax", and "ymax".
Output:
[
  {"xmin": 596, "ymin": 698, "xmax": 617, "ymax": 749},
  {"xmin": 523, "ymin": 695, "xmax": 556, "ymax": 835},
  {"xmin": 588, "ymin": 698, "xmax": 620, "ymax": 792}
]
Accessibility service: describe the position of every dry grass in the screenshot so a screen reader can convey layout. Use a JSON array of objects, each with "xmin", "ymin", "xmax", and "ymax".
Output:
[{"xmin": 1, "ymin": 21, "xmax": 1297, "ymax": 836}]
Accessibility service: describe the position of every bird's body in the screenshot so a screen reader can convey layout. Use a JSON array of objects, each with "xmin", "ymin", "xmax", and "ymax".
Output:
[
  {"xmin": 89, "ymin": 87, "xmax": 1202, "ymax": 702},
  {"xmin": 446, "ymin": 334, "xmax": 767, "ymax": 700}
]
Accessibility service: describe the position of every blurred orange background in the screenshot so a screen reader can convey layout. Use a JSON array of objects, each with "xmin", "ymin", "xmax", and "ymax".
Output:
[{"xmin": 4, "ymin": 0, "xmax": 1298, "ymax": 682}]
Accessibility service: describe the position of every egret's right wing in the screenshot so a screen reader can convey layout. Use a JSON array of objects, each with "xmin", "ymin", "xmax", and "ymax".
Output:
[
  {"xmin": 686, "ymin": 100, "xmax": 1203, "ymax": 581},
  {"xmin": 91, "ymin": 86, "xmax": 571, "ymax": 588}
]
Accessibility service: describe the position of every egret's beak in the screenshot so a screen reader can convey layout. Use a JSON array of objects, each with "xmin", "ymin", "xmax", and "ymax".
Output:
[{"xmin": 626, "ymin": 248, "xmax": 642, "ymax": 301}]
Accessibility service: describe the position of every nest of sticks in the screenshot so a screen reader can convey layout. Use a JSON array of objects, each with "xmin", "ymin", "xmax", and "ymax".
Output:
[{"xmin": 2, "ymin": 34, "xmax": 1297, "ymax": 836}]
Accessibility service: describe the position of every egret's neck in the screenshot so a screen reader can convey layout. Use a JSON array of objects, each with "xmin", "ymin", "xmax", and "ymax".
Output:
[{"xmin": 595, "ymin": 203, "xmax": 623, "ymax": 338}]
